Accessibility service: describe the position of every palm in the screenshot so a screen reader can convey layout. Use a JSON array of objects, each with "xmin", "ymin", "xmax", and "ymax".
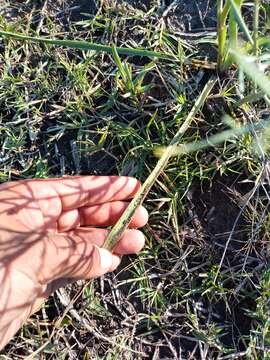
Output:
[{"xmin": 0, "ymin": 176, "xmax": 147, "ymax": 350}]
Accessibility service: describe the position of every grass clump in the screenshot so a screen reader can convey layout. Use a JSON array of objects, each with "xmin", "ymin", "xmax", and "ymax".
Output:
[{"xmin": 1, "ymin": 0, "xmax": 270, "ymax": 359}]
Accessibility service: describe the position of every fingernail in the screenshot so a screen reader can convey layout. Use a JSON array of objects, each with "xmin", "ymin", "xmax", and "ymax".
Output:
[
  {"xmin": 111, "ymin": 254, "xmax": 121, "ymax": 272},
  {"xmin": 98, "ymin": 247, "xmax": 113, "ymax": 270}
]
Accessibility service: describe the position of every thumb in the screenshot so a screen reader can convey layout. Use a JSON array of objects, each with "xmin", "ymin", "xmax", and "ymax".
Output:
[{"xmin": 41, "ymin": 233, "xmax": 121, "ymax": 282}]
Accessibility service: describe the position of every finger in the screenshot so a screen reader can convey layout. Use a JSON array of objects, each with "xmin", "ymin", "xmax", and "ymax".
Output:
[
  {"xmin": 80, "ymin": 202, "xmax": 148, "ymax": 228},
  {"xmin": 48, "ymin": 176, "xmax": 140, "ymax": 210},
  {"xmin": 57, "ymin": 202, "xmax": 148, "ymax": 232},
  {"xmin": 58, "ymin": 208, "xmax": 80, "ymax": 232},
  {"xmin": 69, "ymin": 228, "xmax": 145, "ymax": 255},
  {"xmin": 43, "ymin": 233, "xmax": 121, "ymax": 282}
]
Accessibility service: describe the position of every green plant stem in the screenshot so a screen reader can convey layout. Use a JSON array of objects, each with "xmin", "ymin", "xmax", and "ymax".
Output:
[
  {"xmin": 217, "ymin": 0, "xmax": 229, "ymax": 71},
  {"xmin": 103, "ymin": 79, "xmax": 216, "ymax": 251},
  {"xmin": 229, "ymin": 0, "xmax": 243, "ymax": 46},
  {"xmin": 229, "ymin": 0, "xmax": 254, "ymax": 45},
  {"xmin": 225, "ymin": 0, "xmax": 245, "ymax": 69},
  {"xmin": 253, "ymin": 0, "xmax": 260, "ymax": 57},
  {"xmin": 0, "ymin": 30, "xmax": 171, "ymax": 59},
  {"xmin": 222, "ymin": 0, "xmax": 231, "ymax": 19},
  {"xmin": 229, "ymin": 12, "xmax": 238, "ymax": 46}
]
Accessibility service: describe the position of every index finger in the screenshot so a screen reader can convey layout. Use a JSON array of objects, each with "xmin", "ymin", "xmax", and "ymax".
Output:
[{"xmin": 50, "ymin": 176, "xmax": 141, "ymax": 210}]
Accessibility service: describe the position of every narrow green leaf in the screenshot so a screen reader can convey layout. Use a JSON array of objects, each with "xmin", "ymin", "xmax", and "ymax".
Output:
[
  {"xmin": 245, "ymin": 37, "xmax": 270, "ymax": 52},
  {"xmin": 133, "ymin": 63, "xmax": 155, "ymax": 88},
  {"xmin": 112, "ymin": 46, "xmax": 127, "ymax": 81},
  {"xmin": 156, "ymin": 117, "xmax": 268, "ymax": 157},
  {"xmin": 220, "ymin": 0, "xmax": 231, "ymax": 23},
  {"xmin": 228, "ymin": 0, "xmax": 244, "ymax": 46},
  {"xmin": 123, "ymin": 63, "xmax": 133, "ymax": 91},
  {"xmin": 229, "ymin": 0, "xmax": 254, "ymax": 45},
  {"xmin": 0, "ymin": 30, "xmax": 172, "ymax": 59},
  {"xmin": 103, "ymin": 79, "xmax": 216, "ymax": 251}
]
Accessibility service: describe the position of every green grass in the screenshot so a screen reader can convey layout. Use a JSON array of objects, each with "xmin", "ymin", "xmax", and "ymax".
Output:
[{"xmin": 1, "ymin": 0, "xmax": 270, "ymax": 359}]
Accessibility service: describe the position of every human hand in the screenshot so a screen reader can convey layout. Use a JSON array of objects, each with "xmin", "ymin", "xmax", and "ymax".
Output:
[{"xmin": 0, "ymin": 176, "xmax": 148, "ymax": 349}]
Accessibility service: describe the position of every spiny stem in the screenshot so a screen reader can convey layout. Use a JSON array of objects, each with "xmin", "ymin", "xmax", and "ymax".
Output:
[{"xmin": 103, "ymin": 79, "xmax": 216, "ymax": 251}]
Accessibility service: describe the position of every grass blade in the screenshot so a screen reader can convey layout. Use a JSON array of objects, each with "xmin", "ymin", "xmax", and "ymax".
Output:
[
  {"xmin": 0, "ymin": 30, "xmax": 172, "ymax": 59},
  {"xmin": 112, "ymin": 46, "xmax": 127, "ymax": 80},
  {"xmin": 157, "ymin": 117, "xmax": 268, "ymax": 157},
  {"xmin": 229, "ymin": 0, "xmax": 244, "ymax": 46},
  {"xmin": 103, "ymin": 79, "xmax": 216, "ymax": 250},
  {"xmin": 229, "ymin": 0, "xmax": 254, "ymax": 45}
]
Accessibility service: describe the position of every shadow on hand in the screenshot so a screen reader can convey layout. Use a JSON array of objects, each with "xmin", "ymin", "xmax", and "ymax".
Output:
[{"xmin": 0, "ymin": 176, "xmax": 130, "ymax": 349}]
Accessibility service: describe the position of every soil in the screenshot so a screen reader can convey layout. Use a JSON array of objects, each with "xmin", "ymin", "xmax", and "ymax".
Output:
[
  {"xmin": 72, "ymin": 0, "xmax": 217, "ymax": 31},
  {"xmin": 192, "ymin": 177, "xmax": 249, "ymax": 255},
  {"xmin": 9, "ymin": 0, "xmax": 216, "ymax": 31},
  {"xmin": 162, "ymin": 0, "xmax": 217, "ymax": 31},
  {"xmin": 190, "ymin": 175, "xmax": 266, "ymax": 352}
]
